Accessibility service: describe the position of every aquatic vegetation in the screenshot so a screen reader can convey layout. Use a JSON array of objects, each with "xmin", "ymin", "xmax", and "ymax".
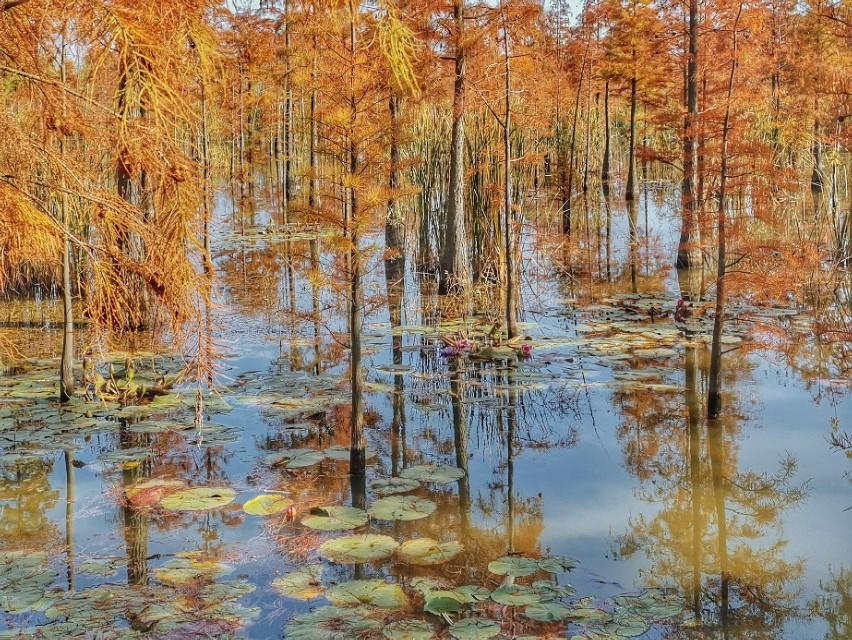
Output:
[
  {"xmin": 242, "ymin": 494, "xmax": 294, "ymax": 516},
  {"xmin": 318, "ymin": 534, "xmax": 400, "ymax": 563},
  {"xmin": 368, "ymin": 495, "xmax": 437, "ymax": 521},
  {"xmin": 159, "ymin": 487, "xmax": 237, "ymax": 511},
  {"xmin": 302, "ymin": 506, "xmax": 369, "ymax": 531}
]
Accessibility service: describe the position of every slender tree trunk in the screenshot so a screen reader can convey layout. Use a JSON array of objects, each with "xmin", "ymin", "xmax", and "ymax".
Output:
[
  {"xmin": 811, "ymin": 113, "xmax": 823, "ymax": 193},
  {"xmin": 58, "ymin": 38, "xmax": 74, "ymax": 402},
  {"xmin": 626, "ymin": 72, "xmax": 637, "ymax": 202},
  {"xmin": 439, "ymin": 0, "xmax": 470, "ymax": 294},
  {"xmin": 282, "ymin": 0, "xmax": 293, "ymax": 222},
  {"xmin": 309, "ymin": 34, "xmax": 319, "ymax": 210},
  {"xmin": 501, "ymin": 0, "xmax": 517, "ymax": 339},
  {"xmin": 563, "ymin": 47, "xmax": 587, "ymax": 235},
  {"xmin": 347, "ymin": 0, "xmax": 365, "ymax": 483},
  {"xmin": 708, "ymin": 4, "xmax": 741, "ymax": 418},
  {"xmin": 602, "ymin": 79, "xmax": 610, "ymax": 185},
  {"xmin": 677, "ymin": 0, "xmax": 700, "ymax": 268}
]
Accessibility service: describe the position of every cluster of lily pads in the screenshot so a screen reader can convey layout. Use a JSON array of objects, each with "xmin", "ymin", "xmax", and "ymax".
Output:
[{"xmin": 0, "ymin": 548, "xmax": 258, "ymax": 639}]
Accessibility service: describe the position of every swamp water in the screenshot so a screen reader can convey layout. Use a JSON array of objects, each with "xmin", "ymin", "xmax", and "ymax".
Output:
[{"xmin": 0, "ymin": 185, "xmax": 849, "ymax": 639}]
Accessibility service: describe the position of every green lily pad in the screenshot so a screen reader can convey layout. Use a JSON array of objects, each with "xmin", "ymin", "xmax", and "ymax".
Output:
[
  {"xmin": 448, "ymin": 618, "xmax": 501, "ymax": 640},
  {"xmin": 424, "ymin": 592, "xmax": 464, "ymax": 615},
  {"xmin": 608, "ymin": 612, "xmax": 650, "ymax": 637},
  {"xmin": 490, "ymin": 584, "xmax": 540, "ymax": 606},
  {"xmin": 302, "ymin": 506, "xmax": 369, "ymax": 531},
  {"xmin": 285, "ymin": 605, "xmax": 381, "ymax": 640},
  {"xmin": 524, "ymin": 601, "xmax": 573, "ymax": 621},
  {"xmin": 400, "ymin": 464, "xmax": 465, "ymax": 484},
  {"xmin": 567, "ymin": 608, "xmax": 613, "ymax": 624},
  {"xmin": 538, "ymin": 555, "xmax": 579, "ymax": 574},
  {"xmin": 153, "ymin": 557, "xmax": 228, "ymax": 585},
  {"xmin": 369, "ymin": 496, "xmax": 436, "ymax": 521},
  {"xmin": 370, "ymin": 476, "xmax": 421, "ymax": 495},
  {"xmin": 327, "ymin": 579, "xmax": 409, "ymax": 608},
  {"xmin": 319, "ymin": 534, "xmax": 399, "ymax": 563},
  {"xmin": 532, "ymin": 580, "xmax": 576, "ymax": 600},
  {"xmin": 613, "ymin": 590, "xmax": 684, "ymax": 620},
  {"xmin": 159, "ymin": 486, "xmax": 236, "ymax": 511},
  {"xmin": 397, "ymin": 538, "xmax": 463, "ymax": 565},
  {"xmin": 243, "ymin": 494, "xmax": 294, "ymax": 516},
  {"xmin": 272, "ymin": 565, "xmax": 324, "ymax": 600},
  {"xmin": 454, "ymin": 585, "xmax": 492, "ymax": 603},
  {"xmin": 487, "ymin": 555, "xmax": 540, "ymax": 577},
  {"xmin": 384, "ymin": 619, "xmax": 435, "ymax": 640}
]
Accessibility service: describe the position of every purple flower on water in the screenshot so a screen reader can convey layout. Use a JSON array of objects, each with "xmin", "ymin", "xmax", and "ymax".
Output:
[
  {"xmin": 440, "ymin": 346, "xmax": 458, "ymax": 358},
  {"xmin": 520, "ymin": 343, "xmax": 533, "ymax": 358}
]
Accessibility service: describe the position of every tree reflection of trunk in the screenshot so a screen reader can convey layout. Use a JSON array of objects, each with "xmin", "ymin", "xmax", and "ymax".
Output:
[
  {"xmin": 603, "ymin": 183, "xmax": 612, "ymax": 282},
  {"xmin": 677, "ymin": 264, "xmax": 703, "ymax": 305},
  {"xmin": 708, "ymin": 417, "xmax": 729, "ymax": 633},
  {"xmin": 506, "ymin": 369, "xmax": 517, "ymax": 554},
  {"xmin": 628, "ymin": 197, "xmax": 638, "ymax": 294},
  {"xmin": 450, "ymin": 359, "xmax": 471, "ymax": 535},
  {"xmin": 385, "ymin": 231, "xmax": 405, "ymax": 476},
  {"xmin": 64, "ymin": 449, "xmax": 75, "ymax": 591},
  {"xmin": 310, "ymin": 237, "xmax": 322, "ymax": 375},
  {"xmin": 685, "ymin": 346, "xmax": 702, "ymax": 620},
  {"xmin": 121, "ymin": 429, "xmax": 149, "ymax": 586}
]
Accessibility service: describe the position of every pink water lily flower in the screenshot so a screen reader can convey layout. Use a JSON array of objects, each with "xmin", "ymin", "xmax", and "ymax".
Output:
[{"xmin": 520, "ymin": 343, "xmax": 533, "ymax": 358}]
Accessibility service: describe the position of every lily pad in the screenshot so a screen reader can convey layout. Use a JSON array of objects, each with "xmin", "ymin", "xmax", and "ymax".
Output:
[
  {"xmin": 524, "ymin": 601, "xmax": 573, "ymax": 622},
  {"xmin": 608, "ymin": 612, "xmax": 650, "ymax": 637},
  {"xmin": 370, "ymin": 476, "xmax": 421, "ymax": 496},
  {"xmin": 400, "ymin": 464, "xmax": 465, "ymax": 484},
  {"xmin": 285, "ymin": 605, "xmax": 381, "ymax": 640},
  {"xmin": 424, "ymin": 592, "xmax": 464, "ymax": 615},
  {"xmin": 159, "ymin": 487, "xmax": 236, "ymax": 511},
  {"xmin": 285, "ymin": 449, "xmax": 326, "ymax": 468},
  {"xmin": 302, "ymin": 506, "xmax": 368, "ymax": 531},
  {"xmin": 538, "ymin": 555, "xmax": 578, "ymax": 574},
  {"xmin": 448, "ymin": 618, "xmax": 501, "ymax": 640},
  {"xmin": 487, "ymin": 555, "xmax": 540, "ymax": 577},
  {"xmin": 153, "ymin": 557, "xmax": 228, "ymax": 585},
  {"xmin": 490, "ymin": 584, "xmax": 540, "ymax": 606},
  {"xmin": 384, "ymin": 619, "xmax": 434, "ymax": 640},
  {"xmin": 327, "ymin": 579, "xmax": 409, "ymax": 608},
  {"xmin": 567, "ymin": 608, "xmax": 613, "ymax": 624},
  {"xmin": 369, "ymin": 496, "xmax": 436, "ymax": 521},
  {"xmin": 243, "ymin": 494, "xmax": 294, "ymax": 516},
  {"xmin": 272, "ymin": 565, "xmax": 323, "ymax": 600},
  {"xmin": 397, "ymin": 538, "xmax": 463, "ymax": 565},
  {"xmin": 319, "ymin": 534, "xmax": 399, "ymax": 563}
]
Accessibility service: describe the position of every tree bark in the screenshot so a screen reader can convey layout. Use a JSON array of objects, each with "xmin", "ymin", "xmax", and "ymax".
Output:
[
  {"xmin": 708, "ymin": 3, "xmax": 741, "ymax": 418},
  {"xmin": 677, "ymin": 0, "xmax": 700, "ymax": 268},
  {"xmin": 626, "ymin": 72, "xmax": 637, "ymax": 202},
  {"xmin": 602, "ymin": 79, "xmax": 610, "ymax": 185},
  {"xmin": 439, "ymin": 0, "xmax": 470, "ymax": 294}
]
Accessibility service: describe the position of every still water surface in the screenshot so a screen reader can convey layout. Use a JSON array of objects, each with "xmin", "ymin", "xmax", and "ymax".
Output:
[{"xmin": 0, "ymin": 185, "xmax": 849, "ymax": 639}]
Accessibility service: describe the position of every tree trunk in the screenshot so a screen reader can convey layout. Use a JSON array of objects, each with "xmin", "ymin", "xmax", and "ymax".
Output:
[
  {"xmin": 501, "ymin": 0, "xmax": 517, "ymax": 339},
  {"xmin": 562, "ymin": 47, "xmax": 587, "ymax": 235},
  {"xmin": 309, "ymin": 35, "xmax": 319, "ymax": 210},
  {"xmin": 677, "ymin": 0, "xmax": 699, "ymax": 268},
  {"xmin": 626, "ymin": 72, "xmax": 637, "ymax": 202},
  {"xmin": 708, "ymin": 3, "xmax": 741, "ymax": 418},
  {"xmin": 602, "ymin": 79, "xmax": 610, "ymax": 185},
  {"xmin": 58, "ymin": 40, "xmax": 74, "ymax": 402},
  {"xmin": 347, "ymin": 0, "xmax": 365, "ymax": 483},
  {"xmin": 439, "ymin": 0, "xmax": 470, "ymax": 294}
]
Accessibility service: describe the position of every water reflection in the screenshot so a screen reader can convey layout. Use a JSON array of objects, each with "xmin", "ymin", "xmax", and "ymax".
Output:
[{"xmin": 0, "ymin": 185, "xmax": 849, "ymax": 638}]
